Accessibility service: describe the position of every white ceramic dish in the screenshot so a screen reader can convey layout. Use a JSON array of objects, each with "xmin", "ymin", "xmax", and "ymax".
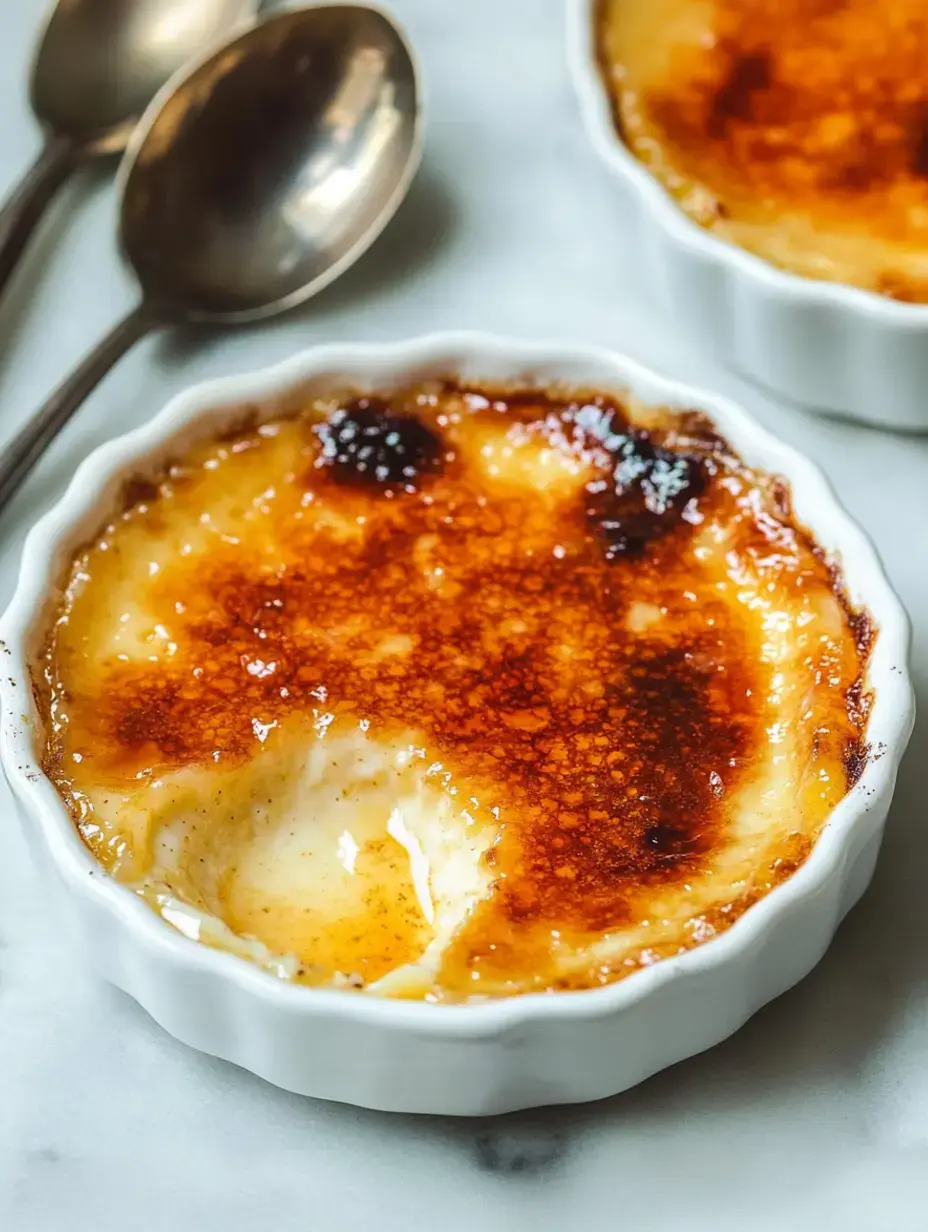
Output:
[
  {"xmin": 568, "ymin": 0, "xmax": 928, "ymax": 433},
  {"xmin": 0, "ymin": 333, "xmax": 914, "ymax": 1116}
]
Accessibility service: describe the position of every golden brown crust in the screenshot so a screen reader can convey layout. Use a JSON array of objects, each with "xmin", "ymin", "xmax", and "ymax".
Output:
[
  {"xmin": 597, "ymin": 0, "xmax": 928, "ymax": 299},
  {"xmin": 38, "ymin": 382, "xmax": 873, "ymax": 997}
]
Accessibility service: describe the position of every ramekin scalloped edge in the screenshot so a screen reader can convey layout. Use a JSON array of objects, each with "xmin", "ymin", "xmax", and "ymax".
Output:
[
  {"xmin": 0, "ymin": 332, "xmax": 915, "ymax": 1115},
  {"xmin": 568, "ymin": 0, "xmax": 928, "ymax": 432}
]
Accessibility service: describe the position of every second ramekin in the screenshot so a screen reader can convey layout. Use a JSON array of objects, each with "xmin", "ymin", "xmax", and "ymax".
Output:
[{"xmin": 569, "ymin": 0, "xmax": 928, "ymax": 432}]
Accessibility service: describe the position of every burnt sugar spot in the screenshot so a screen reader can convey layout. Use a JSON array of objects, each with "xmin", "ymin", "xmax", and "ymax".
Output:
[
  {"xmin": 644, "ymin": 824, "xmax": 691, "ymax": 854},
  {"xmin": 313, "ymin": 397, "xmax": 444, "ymax": 491},
  {"xmin": 842, "ymin": 738, "xmax": 870, "ymax": 788},
  {"xmin": 120, "ymin": 476, "xmax": 160, "ymax": 510},
  {"xmin": 574, "ymin": 403, "xmax": 704, "ymax": 556},
  {"xmin": 707, "ymin": 48, "xmax": 772, "ymax": 140},
  {"xmin": 909, "ymin": 105, "xmax": 928, "ymax": 178},
  {"xmin": 635, "ymin": 0, "xmax": 928, "ymax": 225}
]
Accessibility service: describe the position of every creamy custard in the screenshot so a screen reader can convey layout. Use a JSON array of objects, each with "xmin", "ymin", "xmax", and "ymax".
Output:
[
  {"xmin": 38, "ymin": 382, "xmax": 871, "ymax": 1001},
  {"xmin": 597, "ymin": 0, "xmax": 928, "ymax": 300}
]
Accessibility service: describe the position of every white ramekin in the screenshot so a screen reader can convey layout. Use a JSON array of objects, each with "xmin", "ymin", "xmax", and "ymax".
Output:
[
  {"xmin": 569, "ymin": 0, "xmax": 928, "ymax": 432},
  {"xmin": 0, "ymin": 333, "xmax": 914, "ymax": 1115}
]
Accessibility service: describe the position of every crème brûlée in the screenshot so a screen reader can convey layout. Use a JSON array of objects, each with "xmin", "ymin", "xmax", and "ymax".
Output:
[
  {"xmin": 597, "ymin": 0, "xmax": 928, "ymax": 300},
  {"xmin": 38, "ymin": 381, "xmax": 872, "ymax": 1002}
]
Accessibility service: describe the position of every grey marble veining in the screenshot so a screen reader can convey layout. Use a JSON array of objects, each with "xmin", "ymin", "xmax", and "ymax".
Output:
[{"xmin": 0, "ymin": 2, "xmax": 926, "ymax": 1229}]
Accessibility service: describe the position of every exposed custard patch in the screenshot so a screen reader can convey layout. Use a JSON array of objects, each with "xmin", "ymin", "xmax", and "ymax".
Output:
[
  {"xmin": 38, "ymin": 383, "xmax": 871, "ymax": 1000},
  {"xmin": 597, "ymin": 0, "xmax": 928, "ymax": 299}
]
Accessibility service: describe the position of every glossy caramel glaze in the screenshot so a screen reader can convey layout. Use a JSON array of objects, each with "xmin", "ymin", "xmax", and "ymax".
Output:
[
  {"xmin": 39, "ymin": 382, "xmax": 871, "ymax": 1000},
  {"xmin": 597, "ymin": 0, "xmax": 928, "ymax": 299}
]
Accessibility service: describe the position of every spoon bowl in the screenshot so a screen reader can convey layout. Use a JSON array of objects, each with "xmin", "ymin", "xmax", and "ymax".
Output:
[
  {"xmin": 120, "ymin": 4, "xmax": 421, "ymax": 319},
  {"xmin": 31, "ymin": 0, "xmax": 259, "ymax": 154}
]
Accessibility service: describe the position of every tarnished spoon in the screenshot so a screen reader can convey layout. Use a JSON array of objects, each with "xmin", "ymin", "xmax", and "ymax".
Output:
[
  {"xmin": 0, "ymin": 4, "xmax": 421, "ymax": 516},
  {"xmin": 0, "ymin": 0, "xmax": 259, "ymax": 301}
]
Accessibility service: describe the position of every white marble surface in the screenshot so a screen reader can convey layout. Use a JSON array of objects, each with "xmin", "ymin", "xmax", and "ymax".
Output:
[{"xmin": 0, "ymin": 1, "xmax": 926, "ymax": 1227}]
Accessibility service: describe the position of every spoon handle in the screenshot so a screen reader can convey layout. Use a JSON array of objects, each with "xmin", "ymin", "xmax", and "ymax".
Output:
[
  {"xmin": 0, "ymin": 301, "xmax": 157, "ymax": 518},
  {"xmin": 0, "ymin": 134, "xmax": 80, "ymax": 302}
]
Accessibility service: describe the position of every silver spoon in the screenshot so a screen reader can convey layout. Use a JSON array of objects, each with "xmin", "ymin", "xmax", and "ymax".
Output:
[
  {"xmin": 0, "ymin": 4, "xmax": 421, "ymax": 516},
  {"xmin": 0, "ymin": 0, "xmax": 259, "ymax": 302}
]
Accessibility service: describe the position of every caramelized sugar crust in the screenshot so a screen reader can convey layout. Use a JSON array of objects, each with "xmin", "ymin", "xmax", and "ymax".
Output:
[
  {"xmin": 597, "ymin": 0, "xmax": 928, "ymax": 299},
  {"xmin": 39, "ymin": 383, "xmax": 871, "ymax": 999}
]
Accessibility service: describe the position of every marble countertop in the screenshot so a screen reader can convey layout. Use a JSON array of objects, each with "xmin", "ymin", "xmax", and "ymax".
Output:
[{"xmin": 1, "ymin": 2, "xmax": 926, "ymax": 1228}]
